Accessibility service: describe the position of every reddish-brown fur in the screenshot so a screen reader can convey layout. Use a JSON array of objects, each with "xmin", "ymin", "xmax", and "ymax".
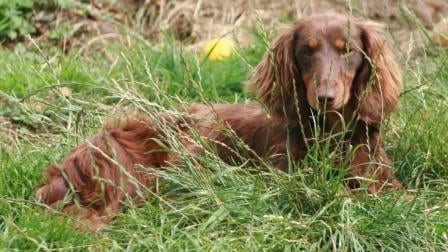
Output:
[{"xmin": 36, "ymin": 14, "xmax": 402, "ymax": 230}]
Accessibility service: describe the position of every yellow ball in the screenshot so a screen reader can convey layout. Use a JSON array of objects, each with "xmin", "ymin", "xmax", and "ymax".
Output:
[{"xmin": 202, "ymin": 38, "xmax": 234, "ymax": 60}]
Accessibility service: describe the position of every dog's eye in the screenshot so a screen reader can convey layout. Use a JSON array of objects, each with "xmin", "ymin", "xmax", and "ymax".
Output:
[
  {"xmin": 342, "ymin": 46, "xmax": 354, "ymax": 56},
  {"xmin": 302, "ymin": 46, "xmax": 314, "ymax": 56}
]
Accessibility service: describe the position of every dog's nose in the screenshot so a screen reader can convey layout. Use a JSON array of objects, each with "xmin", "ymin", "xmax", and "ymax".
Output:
[{"xmin": 317, "ymin": 89, "xmax": 336, "ymax": 105}]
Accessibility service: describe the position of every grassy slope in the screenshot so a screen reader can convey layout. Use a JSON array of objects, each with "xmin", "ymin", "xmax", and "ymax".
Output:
[{"xmin": 0, "ymin": 25, "xmax": 447, "ymax": 251}]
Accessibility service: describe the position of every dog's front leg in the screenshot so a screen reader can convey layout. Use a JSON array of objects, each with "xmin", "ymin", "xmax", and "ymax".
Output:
[{"xmin": 348, "ymin": 130, "xmax": 402, "ymax": 193}]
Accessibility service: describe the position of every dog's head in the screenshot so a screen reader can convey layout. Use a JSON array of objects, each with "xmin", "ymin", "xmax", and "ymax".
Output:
[{"xmin": 247, "ymin": 14, "xmax": 401, "ymax": 124}]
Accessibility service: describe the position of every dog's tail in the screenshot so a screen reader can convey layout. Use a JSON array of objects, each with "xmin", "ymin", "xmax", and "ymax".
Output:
[
  {"xmin": 35, "ymin": 113, "xmax": 178, "ymax": 211},
  {"xmin": 35, "ymin": 164, "xmax": 69, "ymax": 208}
]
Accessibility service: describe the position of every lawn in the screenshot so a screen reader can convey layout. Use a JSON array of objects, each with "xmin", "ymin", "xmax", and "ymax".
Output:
[{"xmin": 1, "ymin": 2, "xmax": 448, "ymax": 251}]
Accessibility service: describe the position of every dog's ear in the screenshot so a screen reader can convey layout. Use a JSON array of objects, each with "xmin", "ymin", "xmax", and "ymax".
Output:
[
  {"xmin": 247, "ymin": 26, "xmax": 307, "ymax": 118},
  {"xmin": 355, "ymin": 21, "xmax": 402, "ymax": 124}
]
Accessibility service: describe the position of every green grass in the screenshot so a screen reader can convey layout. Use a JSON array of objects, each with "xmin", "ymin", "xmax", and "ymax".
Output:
[{"xmin": 1, "ymin": 15, "xmax": 448, "ymax": 251}]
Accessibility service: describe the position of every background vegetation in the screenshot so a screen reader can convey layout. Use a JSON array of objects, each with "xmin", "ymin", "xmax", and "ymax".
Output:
[{"xmin": 0, "ymin": 0, "xmax": 447, "ymax": 250}]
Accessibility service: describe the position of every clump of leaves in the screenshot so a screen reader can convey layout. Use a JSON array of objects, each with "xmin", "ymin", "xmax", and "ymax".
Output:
[
  {"xmin": 0, "ymin": 0, "xmax": 38, "ymax": 40},
  {"xmin": 0, "ymin": 0, "xmax": 80, "ymax": 41}
]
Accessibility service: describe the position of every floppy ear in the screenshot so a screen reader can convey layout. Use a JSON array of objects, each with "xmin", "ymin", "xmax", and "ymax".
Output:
[
  {"xmin": 246, "ymin": 27, "xmax": 308, "ymax": 120},
  {"xmin": 355, "ymin": 21, "xmax": 402, "ymax": 124}
]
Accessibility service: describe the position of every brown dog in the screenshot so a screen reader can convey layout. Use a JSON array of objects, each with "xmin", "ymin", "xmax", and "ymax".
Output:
[{"xmin": 36, "ymin": 14, "xmax": 402, "ymax": 230}]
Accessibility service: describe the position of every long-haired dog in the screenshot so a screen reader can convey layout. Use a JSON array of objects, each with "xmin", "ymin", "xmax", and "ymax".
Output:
[{"xmin": 36, "ymin": 14, "xmax": 402, "ymax": 230}]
